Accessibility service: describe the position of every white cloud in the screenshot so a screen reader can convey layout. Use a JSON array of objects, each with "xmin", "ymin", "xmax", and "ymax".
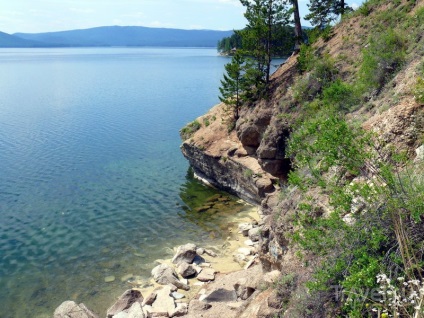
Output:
[
  {"xmin": 148, "ymin": 20, "xmax": 175, "ymax": 28},
  {"xmin": 351, "ymin": 3, "xmax": 360, "ymax": 10},
  {"xmin": 218, "ymin": 0, "xmax": 242, "ymax": 6},
  {"xmin": 69, "ymin": 8, "xmax": 95, "ymax": 14}
]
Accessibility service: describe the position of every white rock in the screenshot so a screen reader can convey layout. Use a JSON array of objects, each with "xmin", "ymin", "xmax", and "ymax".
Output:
[
  {"xmin": 415, "ymin": 144, "xmax": 424, "ymax": 161},
  {"xmin": 237, "ymin": 247, "xmax": 252, "ymax": 256},
  {"xmin": 244, "ymin": 239, "xmax": 254, "ymax": 246}
]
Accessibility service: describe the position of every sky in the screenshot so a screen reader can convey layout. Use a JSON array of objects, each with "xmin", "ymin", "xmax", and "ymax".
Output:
[{"xmin": 0, "ymin": 0, "xmax": 364, "ymax": 34}]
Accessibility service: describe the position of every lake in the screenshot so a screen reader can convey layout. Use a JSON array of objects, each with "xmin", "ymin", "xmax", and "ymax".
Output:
[{"xmin": 0, "ymin": 47, "xmax": 259, "ymax": 318}]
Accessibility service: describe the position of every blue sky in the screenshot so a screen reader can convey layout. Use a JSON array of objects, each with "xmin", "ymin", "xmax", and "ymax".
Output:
[{"xmin": 0, "ymin": 0, "xmax": 364, "ymax": 34}]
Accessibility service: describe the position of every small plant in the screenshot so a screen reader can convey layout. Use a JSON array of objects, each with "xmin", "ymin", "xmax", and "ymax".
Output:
[
  {"xmin": 244, "ymin": 169, "xmax": 253, "ymax": 178},
  {"xmin": 179, "ymin": 120, "xmax": 201, "ymax": 140},
  {"xmin": 414, "ymin": 77, "xmax": 424, "ymax": 105},
  {"xmin": 203, "ymin": 116, "xmax": 211, "ymax": 127},
  {"xmin": 369, "ymin": 274, "xmax": 424, "ymax": 318},
  {"xmin": 298, "ymin": 44, "xmax": 315, "ymax": 73}
]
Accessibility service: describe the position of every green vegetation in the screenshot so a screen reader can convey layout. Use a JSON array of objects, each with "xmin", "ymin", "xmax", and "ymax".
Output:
[
  {"xmin": 358, "ymin": 29, "xmax": 406, "ymax": 95},
  {"xmin": 217, "ymin": 26, "xmax": 295, "ymax": 57},
  {"xmin": 287, "ymin": 107, "xmax": 424, "ymax": 317},
  {"xmin": 179, "ymin": 120, "xmax": 201, "ymax": 140},
  {"xmin": 305, "ymin": 0, "xmax": 352, "ymax": 28},
  {"xmin": 219, "ymin": 52, "xmax": 250, "ymax": 122},
  {"xmin": 271, "ymin": 2, "xmax": 424, "ymax": 315},
  {"xmin": 217, "ymin": 32, "xmax": 243, "ymax": 53}
]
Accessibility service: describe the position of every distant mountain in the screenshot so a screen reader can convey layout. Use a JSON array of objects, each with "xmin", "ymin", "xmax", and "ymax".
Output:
[
  {"xmin": 0, "ymin": 31, "xmax": 60, "ymax": 48},
  {"xmin": 11, "ymin": 26, "xmax": 234, "ymax": 48}
]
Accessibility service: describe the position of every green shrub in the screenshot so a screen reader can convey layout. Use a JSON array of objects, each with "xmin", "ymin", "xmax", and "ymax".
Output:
[
  {"xmin": 287, "ymin": 107, "xmax": 424, "ymax": 316},
  {"xmin": 415, "ymin": 77, "xmax": 424, "ymax": 104},
  {"xmin": 294, "ymin": 55, "xmax": 338, "ymax": 103},
  {"xmin": 322, "ymin": 79, "xmax": 359, "ymax": 111},
  {"xmin": 297, "ymin": 44, "xmax": 315, "ymax": 73},
  {"xmin": 244, "ymin": 169, "xmax": 253, "ymax": 178},
  {"xmin": 358, "ymin": 29, "xmax": 406, "ymax": 95},
  {"xmin": 179, "ymin": 120, "xmax": 201, "ymax": 140}
]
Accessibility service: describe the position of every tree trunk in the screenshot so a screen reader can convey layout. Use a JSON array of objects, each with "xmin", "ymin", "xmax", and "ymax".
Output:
[
  {"xmin": 340, "ymin": 0, "xmax": 345, "ymax": 16},
  {"xmin": 291, "ymin": 0, "xmax": 303, "ymax": 52}
]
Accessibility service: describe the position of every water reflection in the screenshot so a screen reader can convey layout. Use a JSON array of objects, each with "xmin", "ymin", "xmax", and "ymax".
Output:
[{"xmin": 178, "ymin": 167, "xmax": 247, "ymax": 239}]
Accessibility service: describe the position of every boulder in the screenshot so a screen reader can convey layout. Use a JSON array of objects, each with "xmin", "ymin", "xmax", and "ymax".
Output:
[
  {"xmin": 107, "ymin": 289, "xmax": 143, "ymax": 318},
  {"xmin": 240, "ymin": 289, "xmax": 279, "ymax": 318},
  {"xmin": 263, "ymin": 270, "xmax": 281, "ymax": 284},
  {"xmin": 126, "ymin": 302, "xmax": 146, "ymax": 318},
  {"xmin": 142, "ymin": 291, "xmax": 157, "ymax": 306},
  {"xmin": 248, "ymin": 227, "xmax": 261, "ymax": 242},
  {"xmin": 254, "ymin": 177, "xmax": 275, "ymax": 197},
  {"xmin": 53, "ymin": 301, "xmax": 98, "ymax": 318},
  {"xmin": 234, "ymin": 278, "xmax": 256, "ymax": 300},
  {"xmin": 233, "ymin": 253, "xmax": 247, "ymax": 264},
  {"xmin": 172, "ymin": 243, "xmax": 197, "ymax": 264},
  {"xmin": 204, "ymin": 249, "xmax": 217, "ymax": 257},
  {"xmin": 151, "ymin": 264, "xmax": 190, "ymax": 291},
  {"xmin": 196, "ymin": 247, "xmax": 205, "ymax": 255},
  {"xmin": 196, "ymin": 268, "xmax": 216, "ymax": 282},
  {"xmin": 239, "ymin": 223, "xmax": 253, "ymax": 236},
  {"xmin": 177, "ymin": 262, "xmax": 196, "ymax": 278},
  {"xmin": 203, "ymin": 288, "xmax": 237, "ymax": 303},
  {"xmin": 237, "ymin": 247, "xmax": 253, "ymax": 256},
  {"xmin": 151, "ymin": 286, "xmax": 175, "ymax": 317},
  {"xmin": 238, "ymin": 125, "xmax": 261, "ymax": 148},
  {"xmin": 169, "ymin": 303, "xmax": 188, "ymax": 317},
  {"xmin": 188, "ymin": 300, "xmax": 212, "ymax": 312}
]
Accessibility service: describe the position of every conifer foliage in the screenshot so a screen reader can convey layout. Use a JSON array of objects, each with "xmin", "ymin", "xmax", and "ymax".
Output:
[{"xmin": 305, "ymin": 0, "xmax": 351, "ymax": 28}]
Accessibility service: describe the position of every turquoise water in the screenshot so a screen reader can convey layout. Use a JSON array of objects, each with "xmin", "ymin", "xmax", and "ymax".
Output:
[{"xmin": 0, "ymin": 48, "xmax": 252, "ymax": 317}]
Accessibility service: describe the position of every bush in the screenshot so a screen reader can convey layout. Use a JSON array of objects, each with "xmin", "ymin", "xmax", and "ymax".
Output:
[
  {"xmin": 415, "ymin": 77, "xmax": 424, "ymax": 104},
  {"xmin": 179, "ymin": 120, "xmax": 201, "ymax": 140},
  {"xmin": 293, "ymin": 55, "xmax": 338, "ymax": 103},
  {"xmin": 358, "ymin": 29, "xmax": 406, "ymax": 95},
  {"xmin": 322, "ymin": 79, "xmax": 359, "ymax": 112},
  {"xmin": 287, "ymin": 107, "xmax": 424, "ymax": 317},
  {"xmin": 297, "ymin": 44, "xmax": 315, "ymax": 73}
]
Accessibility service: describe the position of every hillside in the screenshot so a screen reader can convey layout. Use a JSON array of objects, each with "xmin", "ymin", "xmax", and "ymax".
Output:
[
  {"xmin": 13, "ymin": 26, "xmax": 233, "ymax": 47},
  {"xmin": 0, "ymin": 31, "xmax": 57, "ymax": 47},
  {"xmin": 180, "ymin": 0, "xmax": 424, "ymax": 316}
]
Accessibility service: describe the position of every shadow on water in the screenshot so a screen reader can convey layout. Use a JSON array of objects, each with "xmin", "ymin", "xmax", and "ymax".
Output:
[{"xmin": 178, "ymin": 167, "xmax": 249, "ymax": 240}]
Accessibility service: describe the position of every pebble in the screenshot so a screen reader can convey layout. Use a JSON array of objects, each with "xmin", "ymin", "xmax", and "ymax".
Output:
[
  {"xmin": 120, "ymin": 274, "xmax": 134, "ymax": 282},
  {"xmin": 104, "ymin": 276, "xmax": 116, "ymax": 283},
  {"xmin": 171, "ymin": 292, "xmax": 186, "ymax": 300}
]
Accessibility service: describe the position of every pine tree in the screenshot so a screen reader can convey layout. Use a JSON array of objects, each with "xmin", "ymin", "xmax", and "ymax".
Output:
[
  {"xmin": 219, "ymin": 53, "xmax": 249, "ymax": 121},
  {"xmin": 305, "ymin": 0, "xmax": 351, "ymax": 29},
  {"xmin": 285, "ymin": 0, "xmax": 303, "ymax": 51},
  {"xmin": 239, "ymin": 0, "xmax": 291, "ymax": 93}
]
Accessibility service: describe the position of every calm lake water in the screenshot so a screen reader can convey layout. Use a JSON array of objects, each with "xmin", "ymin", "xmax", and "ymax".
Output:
[{"xmin": 0, "ymin": 47, "xmax": 257, "ymax": 318}]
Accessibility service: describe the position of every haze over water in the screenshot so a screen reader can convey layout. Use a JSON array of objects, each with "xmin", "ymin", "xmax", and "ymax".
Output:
[{"xmin": 0, "ymin": 47, "xmax": 252, "ymax": 317}]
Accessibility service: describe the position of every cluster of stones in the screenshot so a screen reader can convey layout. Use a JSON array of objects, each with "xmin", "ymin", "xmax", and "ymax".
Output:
[
  {"xmin": 52, "ymin": 218, "xmax": 269, "ymax": 318},
  {"xmin": 53, "ymin": 243, "xmax": 219, "ymax": 318},
  {"xmin": 233, "ymin": 221, "xmax": 261, "ymax": 267}
]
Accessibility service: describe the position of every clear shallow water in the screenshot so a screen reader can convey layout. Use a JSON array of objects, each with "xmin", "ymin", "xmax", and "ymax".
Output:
[{"xmin": 0, "ymin": 48, "xmax": 252, "ymax": 317}]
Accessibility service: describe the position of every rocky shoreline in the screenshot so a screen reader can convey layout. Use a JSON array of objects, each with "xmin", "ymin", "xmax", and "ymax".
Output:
[{"xmin": 53, "ymin": 202, "xmax": 283, "ymax": 318}]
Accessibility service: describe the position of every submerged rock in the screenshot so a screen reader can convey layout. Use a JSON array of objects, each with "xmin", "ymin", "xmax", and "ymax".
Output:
[{"xmin": 105, "ymin": 276, "xmax": 116, "ymax": 283}]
